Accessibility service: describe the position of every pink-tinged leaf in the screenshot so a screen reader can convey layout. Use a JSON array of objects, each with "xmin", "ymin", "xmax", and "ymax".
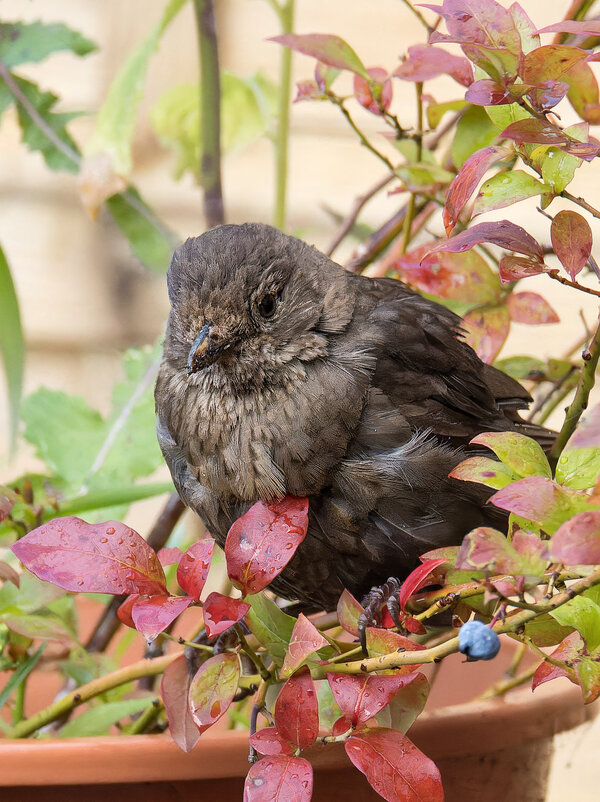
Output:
[
  {"xmin": 449, "ymin": 455, "xmax": 516, "ymax": 490},
  {"xmin": 365, "ymin": 627, "xmax": 425, "ymax": 665},
  {"xmin": 274, "ymin": 669, "xmax": 319, "ymax": 749},
  {"xmin": 176, "ymin": 538, "xmax": 214, "ymax": 601},
  {"xmin": 11, "ymin": 517, "xmax": 167, "ymax": 595},
  {"xmin": 281, "ymin": 613, "xmax": 329, "ymax": 677},
  {"xmin": 527, "ymin": 80, "xmax": 569, "ymax": 112},
  {"xmin": 470, "ymin": 431, "xmax": 551, "ymax": 478},
  {"xmin": 249, "ymin": 727, "xmax": 294, "ymax": 757},
  {"xmin": 444, "ymin": 145, "xmax": 508, "ymax": 234},
  {"xmin": 346, "ymin": 728, "xmax": 444, "ymax": 802},
  {"xmin": 461, "ymin": 43, "xmax": 520, "ymax": 81},
  {"xmin": 456, "ymin": 526, "xmax": 547, "ymax": 578},
  {"xmin": 269, "ymin": 33, "xmax": 369, "ymax": 79},
  {"xmin": 117, "ymin": 594, "xmax": 140, "ymax": 629},
  {"xmin": 510, "ymin": 3, "xmax": 540, "ymax": 53},
  {"xmin": 337, "ymin": 588, "xmax": 365, "ymax": 637},
  {"xmin": 0, "ymin": 489, "xmax": 15, "ymax": 522},
  {"xmin": 569, "ymin": 403, "xmax": 600, "ymax": 449},
  {"xmin": 2, "ymin": 612, "xmax": 75, "ymax": 643},
  {"xmin": 522, "ymin": 45, "xmax": 588, "ymax": 85},
  {"xmin": 0, "ymin": 560, "xmax": 20, "ymax": 587},
  {"xmin": 532, "ymin": 631, "xmax": 582, "ymax": 691},
  {"xmin": 131, "ymin": 595, "xmax": 193, "ymax": 641},
  {"xmin": 551, "ymin": 511, "xmax": 600, "ymax": 566},
  {"xmin": 328, "ymin": 672, "xmax": 421, "ymax": 725},
  {"xmin": 225, "ymin": 495, "xmax": 309, "ymax": 596},
  {"xmin": 294, "ymin": 80, "xmax": 327, "ymax": 103},
  {"xmin": 501, "ymin": 118, "xmax": 570, "ymax": 146},
  {"xmin": 551, "ymin": 210, "xmax": 593, "ymax": 282},
  {"xmin": 315, "ymin": 62, "xmax": 340, "ymax": 92},
  {"xmin": 244, "ymin": 756, "xmax": 313, "ymax": 802},
  {"xmin": 189, "ymin": 652, "xmax": 240, "ymax": 734},
  {"xmin": 499, "ymin": 255, "xmax": 547, "ymax": 282},
  {"xmin": 507, "ymin": 292, "xmax": 559, "ymax": 325},
  {"xmin": 425, "ymin": 0, "xmax": 521, "ymax": 51},
  {"xmin": 422, "ymin": 220, "xmax": 544, "ymax": 262},
  {"xmin": 489, "ymin": 476, "xmax": 561, "ymax": 525},
  {"xmin": 462, "ymin": 305, "xmax": 510, "ymax": 364},
  {"xmin": 398, "ymin": 559, "xmax": 447, "ymax": 610},
  {"xmin": 202, "ymin": 591, "xmax": 250, "ymax": 638},
  {"xmin": 353, "ymin": 68, "xmax": 392, "ymax": 115},
  {"xmin": 157, "ymin": 547, "xmax": 183, "ymax": 567},
  {"xmin": 393, "ymin": 243, "xmax": 500, "ymax": 305},
  {"xmin": 465, "ymin": 78, "xmax": 514, "ymax": 106},
  {"xmin": 535, "ymin": 21, "xmax": 600, "ymax": 36},
  {"xmin": 394, "ymin": 43, "xmax": 473, "ymax": 86},
  {"xmin": 161, "ymin": 654, "xmax": 200, "ymax": 753}
]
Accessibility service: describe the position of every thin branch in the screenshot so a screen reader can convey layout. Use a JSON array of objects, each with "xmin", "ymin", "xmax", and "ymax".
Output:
[
  {"xmin": 326, "ymin": 173, "xmax": 394, "ymax": 257},
  {"xmin": 333, "ymin": 98, "xmax": 395, "ymax": 171},
  {"xmin": 399, "ymin": 0, "xmax": 435, "ymax": 33},
  {"xmin": 561, "ymin": 189, "xmax": 600, "ymax": 221},
  {"xmin": 194, "ymin": 0, "xmax": 225, "ymax": 227}
]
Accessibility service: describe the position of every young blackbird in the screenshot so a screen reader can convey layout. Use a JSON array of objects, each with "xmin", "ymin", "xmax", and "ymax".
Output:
[{"xmin": 155, "ymin": 223, "xmax": 552, "ymax": 612}]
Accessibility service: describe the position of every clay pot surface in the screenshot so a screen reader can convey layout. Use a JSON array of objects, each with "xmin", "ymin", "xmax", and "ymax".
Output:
[{"xmin": 1, "ymin": 637, "xmax": 596, "ymax": 801}]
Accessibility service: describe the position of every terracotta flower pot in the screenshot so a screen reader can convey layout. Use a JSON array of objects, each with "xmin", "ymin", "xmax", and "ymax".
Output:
[{"xmin": 0, "ymin": 638, "xmax": 595, "ymax": 802}]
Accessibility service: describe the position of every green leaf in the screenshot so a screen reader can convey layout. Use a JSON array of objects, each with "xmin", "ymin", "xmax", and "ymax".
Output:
[
  {"xmin": 539, "ymin": 146, "xmax": 581, "ymax": 193},
  {"xmin": 0, "ymin": 21, "xmax": 96, "ymax": 67},
  {"xmin": 21, "ymin": 343, "xmax": 165, "ymax": 494},
  {"xmin": 0, "ymin": 572, "xmax": 66, "ymax": 616},
  {"xmin": 471, "ymin": 432, "xmax": 552, "ymax": 478},
  {"xmin": 6, "ymin": 75, "xmax": 80, "ymax": 172},
  {"xmin": 485, "ymin": 101, "xmax": 529, "ymax": 132},
  {"xmin": 53, "ymin": 482, "xmax": 173, "ymax": 519},
  {"xmin": 449, "ymin": 456, "xmax": 517, "ymax": 489},
  {"xmin": 426, "ymin": 99, "xmax": 467, "ymax": 130},
  {"xmin": 85, "ymin": 0, "xmax": 187, "ymax": 176},
  {"xmin": 58, "ymin": 697, "xmax": 155, "ymax": 737},
  {"xmin": 494, "ymin": 355, "xmax": 547, "ymax": 380},
  {"xmin": 1, "ymin": 611, "xmax": 75, "ymax": 643},
  {"xmin": 0, "ymin": 244, "xmax": 24, "ymax": 453},
  {"xmin": 106, "ymin": 189, "xmax": 177, "ymax": 273},
  {"xmin": 0, "ymin": 644, "xmax": 46, "ymax": 710},
  {"xmin": 524, "ymin": 614, "xmax": 573, "ymax": 647},
  {"xmin": 555, "ymin": 448, "xmax": 600, "ymax": 490},
  {"xmin": 245, "ymin": 593, "xmax": 295, "ymax": 666},
  {"xmin": 452, "ymin": 105, "xmax": 498, "ymax": 168},
  {"xmin": 473, "ymin": 170, "xmax": 549, "ymax": 216},
  {"xmin": 551, "ymin": 595, "xmax": 600, "ymax": 652}
]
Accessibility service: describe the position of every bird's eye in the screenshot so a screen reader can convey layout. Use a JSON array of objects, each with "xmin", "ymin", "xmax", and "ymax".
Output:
[{"xmin": 258, "ymin": 292, "xmax": 278, "ymax": 318}]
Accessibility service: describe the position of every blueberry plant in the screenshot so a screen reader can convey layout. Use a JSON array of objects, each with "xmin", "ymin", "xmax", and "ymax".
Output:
[{"xmin": 3, "ymin": 1, "xmax": 600, "ymax": 801}]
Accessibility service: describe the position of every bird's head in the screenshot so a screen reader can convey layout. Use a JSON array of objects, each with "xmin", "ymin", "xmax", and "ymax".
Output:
[{"xmin": 163, "ymin": 223, "xmax": 355, "ymax": 390}]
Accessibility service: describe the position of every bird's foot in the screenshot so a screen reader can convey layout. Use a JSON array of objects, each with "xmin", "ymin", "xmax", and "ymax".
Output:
[{"xmin": 358, "ymin": 576, "xmax": 402, "ymax": 655}]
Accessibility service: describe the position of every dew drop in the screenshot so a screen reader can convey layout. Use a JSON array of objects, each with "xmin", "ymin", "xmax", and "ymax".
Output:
[
  {"xmin": 100, "ymin": 537, "xmax": 108, "ymax": 543},
  {"xmin": 106, "ymin": 527, "xmax": 115, "ymax": 535},
  {"xmin": 118, "ymin": 538, "xmax": 124, "ymax": 545}
]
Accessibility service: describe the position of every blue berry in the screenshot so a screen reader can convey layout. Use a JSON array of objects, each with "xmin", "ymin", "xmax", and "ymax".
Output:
[{"xmin": 458, "ymin": 620, "xmax": 501, "ymax": 661}]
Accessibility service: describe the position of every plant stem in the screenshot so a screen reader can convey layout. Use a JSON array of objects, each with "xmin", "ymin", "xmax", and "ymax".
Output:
[
  {"xmin": 326, "ymin": 173, "xmax": 394, "ymax": 257},
  {"xmin": 476, "ymin": 663, "xmax": 537, "ymax": 700},
  {"xmin": 561, "ymin": 190, "xmax": 600, "ymax": 221},
  {"xmin": 12, "ymin": 681, "xmax": 25, "ymax": 726},
  {"xmin": 546, "ymin": 269, "xmax": 600, "ymax": 298},
  {"xmin": 194, "ymin": 0, "xmax": 225, "ymax": 227},
  {"xmin": 399, "ymin": 0, "xmax": 435, "ymax": 32},
  {"xmin": 550, "ymin": 312, "xmax": 600, "ymax": 462},
  {"xmin": 235, "ymin": 625, "xmax": 271, "ymax": 681},
  {"xmin": 121, "ymin": 698, "xmax": 163, "ymax": 735},
  {"xmin": 333, "ymin": 98, "xmax": 395, "ymax": 171},
  {"xmin": 272, "ymin": 0, "xmax": 295, "ymax": 230}
]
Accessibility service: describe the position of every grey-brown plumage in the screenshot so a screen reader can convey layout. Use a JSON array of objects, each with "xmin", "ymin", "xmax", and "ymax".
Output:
[{"xmin": 155, "ymin": 223, "xmax": 551, "ymax": 611}]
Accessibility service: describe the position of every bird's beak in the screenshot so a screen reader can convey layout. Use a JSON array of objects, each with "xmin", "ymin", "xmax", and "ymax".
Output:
[{"xmin": 186, "ymin": 324, "xmax": 212, "ymax": 374}]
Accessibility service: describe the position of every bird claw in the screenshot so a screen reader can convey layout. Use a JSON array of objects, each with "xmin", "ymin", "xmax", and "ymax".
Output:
[{"xmin": 358, "ymin": 577, "xmax": 403, "ymax": 655}]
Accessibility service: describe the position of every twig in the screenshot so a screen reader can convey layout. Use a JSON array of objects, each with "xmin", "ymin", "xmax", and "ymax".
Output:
[
  {"xmin": 235, "ymin": 625, "xmax": 271, "ymax": 681},
  {"xmin": 399, "ymin": 0, "xmax": 435, "ymax": 33},
  {"xmin": 561, "ymin": 190, "xmax": 600, "ymax": 221},
  {"xmin": 476, "ymin": 663, "xmax": 537, "ymax": 700},
  {"xmin": 326, "ymin": 174, "xmax": 394, "ymax": 257},
  {"xmin": 332, "ymin": 97, "xmax": 395, "ymax": 171},
  {"xmin": 550, "ymin": 312, "xmax": 600, "ymax": 462},
  {"xmin": 546, "ymin": 269, "xmax": 600, "ymax": 299},
  {"xmin": 194, "ymin": 0, "xmax": 224, "ymax": 227}
]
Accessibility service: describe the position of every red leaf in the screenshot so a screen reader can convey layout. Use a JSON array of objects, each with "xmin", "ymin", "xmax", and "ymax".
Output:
[
  {"xmin": 466, "ymin": 78, "xmax": 514, "ymax": 105},
  {"xmin": 189, "ymin": 652, "xmax": 240, "ymax": 734},
  {"xmin": 328, "ymin": 672, "xmax": 421, "ymax": 726},
  {"xmin": 398, "ymin": 559, "xmax": 447, "ymax": 610},
  {"xmin": 489, "ymin": 476, "xmax": 561, "ymax": 524},
  {"xmin": 536, "ymin": 21, "xmax": 600, "ymax": 36},
  {"xmin": 346, "ymin": 729, "xmax": 443, "ymax": 802},
  {"xmin": 551, "ymin": 511, "xmax": 600, "ymax": 566},
  {"xmin": 225, "ymin": 495, "xmax": 309, "ymax": 596},
  {"xmin": 337, "ymin": 588, "xmax": 365, "ymax": 637},
  {"xmin": 131, "ymin": 595, "xmax": 193, "ymax": 641},
  {"xmin": 353, "ymin": 68, "xmax": 393, "ymax": 115},
  {"xmin": 502, "ymin": 119, "xmax": 600, "ymax": 158},
  {"xmin": 274, "ymin": 669, "xmax": 319, "ymax": 749},
  {"xmin": 244, "ymin": 756, "xmax": 313, "ymax": 802},
  {"xmin": 462, "ymin": 305, "xmax": 510, "ymax": 364},
  {"xmin": 116, "ymin": 594, "xmax": 140, "ymax": 629},
  {"xmin": 157, "ymin": 547, "xmax": 183, "ymax": 567},
  {"xmin": 551, "ymin": 210, "xmax": 593, "ymax": 281},
  {"xmin": 269, "ymin": 33, "xmax": 369, "ymax": 79},
  {"xmin": 569, "ymin": 403, "xmax": 600, "ymax": 449},
  {"xmin": 393, "ymin": 44, "xmax": 473, "ymax": 86},
  {"xmin": 426, "ymin": 0, "xmax": 521, "ymax": 51},
  {"xmin": 176, "ymin": 538, "xmax": 214, "ymax": 601},
  {"xmin": 507, "ymin": 292, "xmax": 559, "ymax": 325},
  {"xmin": 499, "ymin": 256, "xmax": 547, "ymax": 282},
  {"xmin": 202, "ymin": 591, "xmax": 250, "ymax": 638},
  {"xmin": 11, "ymin": 516, "xmax": 167, "ymax": 595},
  {"xmin": 422, "ymin": 220, "xmax": 544, "ymax": 263},
  {"xmin": 532, "ymin": 631, "xmax": 582, "ymax": 691},
  {"xmin": 161, "ymin": 654, "xmax": 200, "ymax": 753},
  {"xmin": 444, "ymin": 145, "xmax": 508, "ymax": 234},
  {"xmin": 281, "ymin": 613, "xmax": 329, "ymax": 677},
  {"xmin": 249, "ymin": 727, "xmax": 294, "ymax": 757}
]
